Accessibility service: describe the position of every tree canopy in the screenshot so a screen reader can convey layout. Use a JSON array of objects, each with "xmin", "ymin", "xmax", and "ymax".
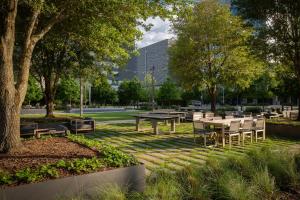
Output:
[
  {"xmin": 232, "ymin": 0, "xmax": 300, "ymax": 118},
  {"xmin": 169, "ymin": 0, "xmax": 263, "ymax": 111},
  {"xmin": 118, "ymin": 78, "xmax": 143, "ymax": 106},
  {"xmin": 157, "ymin": 78, "xmax": 181, "ymax": 106}
]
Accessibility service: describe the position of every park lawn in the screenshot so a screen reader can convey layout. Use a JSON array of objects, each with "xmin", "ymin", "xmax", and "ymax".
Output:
[
  {"xmin": 90, "ymin": 122, "xmax": 300, "ymax": 174},
  {"xmin": 21, "ymin": 111, "xmax": 142, "ymax": 122}
]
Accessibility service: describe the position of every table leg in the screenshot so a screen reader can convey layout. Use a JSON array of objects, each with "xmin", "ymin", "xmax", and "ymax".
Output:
[
  {"xmin": 153, "ymin": 120, "xmax": 159, "ymax": 135},
  {"xmin": 263, "ymin": 120, "xmax": 266, "ymax": 140},
  {"xmin": 171, "ymin": 119, "xmax": 176, "ymax": 133},
  {"xmin": 136, "ymin": 118, "xmax": 140, "ymax": 131},
  {"xmin": 176, "ymin": 116, "xmax": 180, "ymax": 125},
  {"xmin": 222, "ymin": 124, "xmax": 225, "ymax": 147}
]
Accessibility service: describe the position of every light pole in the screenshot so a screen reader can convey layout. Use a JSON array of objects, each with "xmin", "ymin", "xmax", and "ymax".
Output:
[{"xmin": 151, "ymin": 65, "xmax": 155, "ymax": 111}]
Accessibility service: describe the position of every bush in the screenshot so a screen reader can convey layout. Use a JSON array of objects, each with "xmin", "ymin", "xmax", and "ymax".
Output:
[
  {"xmin": 245, "ymin": 106, "xmax": 262, "ymax": 114},
  {"xmin": 67, "ymin": 134, "xmax": 138, "ymax": 167},
  {"xmin": 88, "ymin": 146, "xmax": 300, "ymax": 200}
]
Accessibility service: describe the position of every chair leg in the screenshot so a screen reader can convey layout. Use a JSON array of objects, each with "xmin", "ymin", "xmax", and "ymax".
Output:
[
  {"xmin": 194, "ymin": 132, "xmax": 196, "ymax": 143},
  {"xmin": 250, "ymin": 132, "xmax": 253, "ymax": 143},
  {"xmin": 255, "ymin": 131, "xmax": 258, "ymax": 142},
  {"xmin": 238, "ymin": 134, "xmax": 240, "ymax": 146},
  {"xmin": 242, "ymin": 133, "xmax": 245, "ymax": 146},
  {"xmin": 229, "ymin": 135, "xmax": 232, "ymax": 148},
  {"xmin": 204, "ymin": 135, "xmax": 207, "ymax": 147}
]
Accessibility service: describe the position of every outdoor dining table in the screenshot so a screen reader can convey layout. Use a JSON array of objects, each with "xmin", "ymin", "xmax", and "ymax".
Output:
[
  {"xmin": 199, "ymin": 117, "xmax": 264, "ymax": 147},
  {"xmin": 149, "ymin": 111, "xmax": 186, "ymax": 124},
  {"xmin": 132, "ymin": 114, "xmax": 178, "ymax": 135}
]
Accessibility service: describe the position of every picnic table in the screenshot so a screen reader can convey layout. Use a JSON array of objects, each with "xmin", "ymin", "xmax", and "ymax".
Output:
[
  {"xmin": 199, "ymin": 117, "xmax": 265, "ymax": 147},
  {"xmin": 149, "ymin": 111, "xmax": 186, "ymax": 124},
  {"xmin": 132, "ymin": 114, "xmax": 178, "ymax": 135}
]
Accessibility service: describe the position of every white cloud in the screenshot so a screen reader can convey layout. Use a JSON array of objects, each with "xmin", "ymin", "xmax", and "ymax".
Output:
[{"xmin": 136, "ymin": 17, "xmax": 175, "ymax": 48}]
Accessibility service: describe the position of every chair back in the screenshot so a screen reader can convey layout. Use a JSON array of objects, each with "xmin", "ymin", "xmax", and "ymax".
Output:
[
  {"xmin": 212, "ymin": 116, "xmax": 222, "ymax": 120},
  {"xmin": 229, "ymin": 121, "xmax": 241, "ymax": 132},
  {"xmin": 205, "ymin": 112, "xmax": 214, "ymax": 118},
  {"xmin": 193, "ymin": 121, "xmax": 205, "ymax": 131},
  {"xmin": 242, "ymin": 120, "xmax": 253, "ymax": 130},
  {"xmin": 255, "ymin": 118, "xmax": 264, "ymax": 129},
  {"xmin": 225, "ymin": 115, "xmax": 234, "ymax": 119}
]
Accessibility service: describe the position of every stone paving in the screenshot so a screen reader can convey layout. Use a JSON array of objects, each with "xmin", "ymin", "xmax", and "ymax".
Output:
[{"xmin": 89, "ymin": 122, "xmax": 298, "ymax": 175}]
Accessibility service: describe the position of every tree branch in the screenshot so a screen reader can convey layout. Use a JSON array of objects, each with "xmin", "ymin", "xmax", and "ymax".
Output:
[{"xmin": 31, "ymin": 9, "xmax": 65, "ymax": 43}]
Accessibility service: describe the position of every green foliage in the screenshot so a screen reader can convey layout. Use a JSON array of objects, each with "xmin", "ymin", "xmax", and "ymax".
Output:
[
  {"xmin": 145, "ymin": 170, "xmax": 183, "ymax": 200},
  {"xmin": 244, "ymin": 106, "xmax": 262, "ymax": 113},
  {"xmin": 98, "ymin": 146, "xmax": 300, "ymax": 200},
  {"xmin": 62, "ymin": 158, "xmax": 104, "ymax": 173},
  {"xmin": 91, "ymin": 77, "xmax": 118, "ymax": 105},
  {"xmin": 56, "ymin": 76, "xmax": 80, "ymax": 104},
  {"xmin": 170, "ymin": 0, "xmax": 263, "ymax": 110},
  {"xmin": 0, "ymin": 157, "xmax": 105, "ymax": 186},
  {"xmin": 67, "ymin": 134, "xmax": 138, "ymax": 167},
  {"xmin": 24, "ymin": 76, "xmax": 43, "ymax": 105},
  {"xmin": 157, "ymin": 78, "xmax": 181, "ymax": 106},
  {"xmin": 0, "ymin": 170, "xmax": 13, "ymax": 185},
  {"xmin": 118, "ymin": 78, "xmax": 143, "ymax": 106},
  {"xmin": 96, "ymin": 184, "xmax": 127, "ymax": 200}
]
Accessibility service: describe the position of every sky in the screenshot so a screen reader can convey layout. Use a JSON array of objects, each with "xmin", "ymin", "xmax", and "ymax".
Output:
[{"xmin": 136, "ymin": 17, "xmax": 175, "ymax": 48}]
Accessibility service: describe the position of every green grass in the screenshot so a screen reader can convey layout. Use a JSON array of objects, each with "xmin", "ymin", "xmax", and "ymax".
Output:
[
  {"xmin": 21, "ymin": 111, "xmax": 142, "ymax": 122},
  {"xmin": 60, "ymin": 122, "xmax": 300, "ymax": 199},
  {"xmin": 89, "ymin": 122, "xmax": 299, "ymax": 174}
]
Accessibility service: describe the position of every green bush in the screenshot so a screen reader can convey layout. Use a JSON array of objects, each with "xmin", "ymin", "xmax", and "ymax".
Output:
[
  {"xmin": 67, "ymin": 134, "xmax": 138, "ymax": 167},
  {"xmin": 85, "ymin": 146, "xmax": 300, "ymax": 200},
  {"xmin": 244, "ymin": 106, "xmax": 262, "ymax": 113}
]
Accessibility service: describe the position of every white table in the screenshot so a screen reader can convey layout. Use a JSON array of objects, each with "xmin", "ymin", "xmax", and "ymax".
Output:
[{"xmin": 199, "ymin": 118, "xmax": 264, "ymax": 147}]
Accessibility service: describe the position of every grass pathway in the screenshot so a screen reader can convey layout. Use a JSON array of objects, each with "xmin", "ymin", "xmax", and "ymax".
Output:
[{"xmin": 88, "ymin": 122, "xmax": 299, "ymax": 174}]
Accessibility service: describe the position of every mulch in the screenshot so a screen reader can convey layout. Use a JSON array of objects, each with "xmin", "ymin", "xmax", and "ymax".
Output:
[{"xmin": 0, "ymin": 137, "xmax": 98, "ymax": 173}]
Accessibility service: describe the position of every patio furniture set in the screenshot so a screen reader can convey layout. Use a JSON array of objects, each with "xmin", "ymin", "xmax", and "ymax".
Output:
[
  {"xmin": 193, "ymin": 117, "xmax": 265, "ymax": 148},
  {"xmin": 20, "ymin": 118, "xmax": 95, "ymax": 138}
]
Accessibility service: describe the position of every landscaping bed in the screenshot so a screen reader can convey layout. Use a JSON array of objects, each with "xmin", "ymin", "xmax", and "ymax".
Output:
[
  {"xmin": 0, "ymin": 135, "xmax": 144, "ymax": 199},
  {"xmin": 0, "ymin": 137, "xmax": 98, "ymax": 174},
  {"xmin": 266, "ymin": 119, "xmax": 300, "ymax": 139}
]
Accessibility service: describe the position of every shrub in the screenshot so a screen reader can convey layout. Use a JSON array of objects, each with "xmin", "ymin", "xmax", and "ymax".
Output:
[
  {"xmin": 67, "ymin": 134, "xmax": 138, "ymax": 167},
  {"xmin": 245, "ymin": 106, "xmax": 262, "ymax": 114},
  {"xmin": 96, "ymin": 184, "xmax": 127, "ymax": 200},
  {"xmin": 251, "ymin": 168, "xmax": 277, "ymax": 200}
]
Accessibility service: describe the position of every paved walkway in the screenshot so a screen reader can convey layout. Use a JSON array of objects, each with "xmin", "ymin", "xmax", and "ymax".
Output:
[{"xmin": 92, "ymin": 122, "xmax": 298, "ymax": 174}]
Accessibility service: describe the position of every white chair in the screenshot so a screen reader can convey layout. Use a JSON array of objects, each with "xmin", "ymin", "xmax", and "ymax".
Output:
[
  {"xmin": 193, "ymin": 121, "xmax": 217, "ymax": 147},
  {"xmin": 240, "ymin": 119, "xmax": 253, "ymax": 146},
  {"xmin": 225, "ymin": 121, "xmax": 241, "ymax": 148},
  {"xmin": 252, "ymin": 118, "xmax": 265, "ymax": 142}
]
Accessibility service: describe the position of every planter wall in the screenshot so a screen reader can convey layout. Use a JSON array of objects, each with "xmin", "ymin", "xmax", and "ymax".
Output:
[
  {"xmin": 266, "ymin": 123, "xmax": 300, "ymax": 140},
  {"xmin": 0, "ymin": 164, "xmax": 145, "ymax": 200}
]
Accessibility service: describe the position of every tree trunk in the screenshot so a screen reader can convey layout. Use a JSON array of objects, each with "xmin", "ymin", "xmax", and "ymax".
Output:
[
  {"xmin": 0, "ymin": 86, "xmax": 21, "ymax": 153},
  {"xmin": 80, "ymin": 77, "xmax": 83, "ymax": 117},
  {"xmin": 208, "ymin": 85, "xmax": 217, "ymax": 113},
  {"xmin": 44, "ymin": 78, "xmax": 55, "ymax": 117}
]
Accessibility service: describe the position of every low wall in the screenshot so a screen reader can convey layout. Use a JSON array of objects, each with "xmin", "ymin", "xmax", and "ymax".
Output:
[
  {"xmin": 266, "ymin": 123, "xmax": 300, "ymax": 140},
  {"xmin": 0, "ymin": 164, "xmax": 145, "ymax": 200}
]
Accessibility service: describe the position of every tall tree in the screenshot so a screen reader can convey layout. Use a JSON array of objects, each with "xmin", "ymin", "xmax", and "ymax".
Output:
[
  {"xmin": 0, "ymin": 0, "xmax": 186, "ymax": 152},
  {"xmin": 24, "ymin": 75, "xmax": 42, "ymax": 105},
  {"xmin": 118, "ymin": 78, "xmax": 143, "ymax": 107},
  {"xmin": 157, "ymin": 78, "xmax": 181, "ymax": 106},
  {"xmin": 232, "ymin": 0, "xmax": 300, "ymax": 119},
  {"xmin": 91, "ymin": 77, "xmax": 117, "ymax": 106},
  {"xmin": 56, "ymin": 76, "xmax": 80, "ymax": 106},
  {"xmin": 169, "ymin": 0, "xmax": 263, "ymax": 112}
]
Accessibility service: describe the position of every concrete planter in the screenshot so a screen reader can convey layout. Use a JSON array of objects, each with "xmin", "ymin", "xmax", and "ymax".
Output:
[
  {"xmin": 266, "ymin": 123, "xmax": 300, "ymax": 139},
  {"xmin": 0, "ymin": 164, "xmax": 145, "ymax": 200}
]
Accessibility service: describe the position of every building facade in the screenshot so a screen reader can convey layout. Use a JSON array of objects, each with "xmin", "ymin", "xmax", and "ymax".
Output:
[{"xmin": 116, "ymin": 39, "xmax": 171, "ymax": 86}]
